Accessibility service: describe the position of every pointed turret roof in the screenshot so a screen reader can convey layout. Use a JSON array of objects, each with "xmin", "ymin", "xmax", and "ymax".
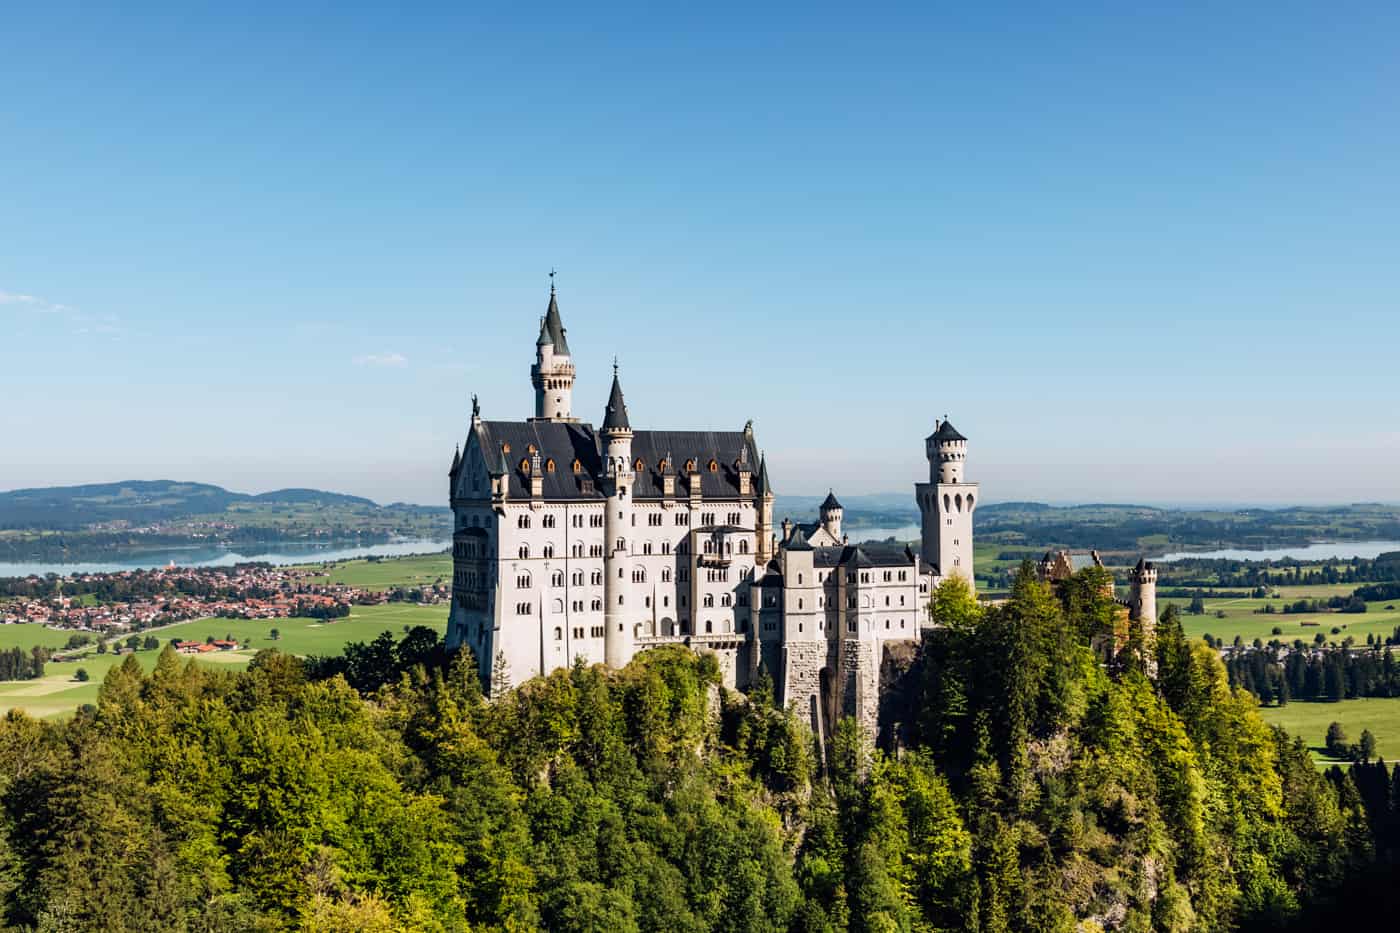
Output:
[
  {"xmin": 820, "ymin": 490, "xmax": 842, "ymax": 511},
  {"xmin": 601, "ymin": 367, "xmax": 630, "ymax": 431},
  {"xmin": 929, "ymin": 419, "xmax": 966, "ymax": 443},
  {"xmin": 541, "ymin": 286, "xmax": 570, "ymax": 355},
  {"xmin": 449, "ymin": 445, "xmax": 461, "ymax": 477},
  {"xmin": 493, "ymin": 445, "xmax": 510, "ymax": 476},
  {"xmin": 786, "ymin": 526, "xmax": 813, "ymax": 551},
  {"xmin": 755, "ymin": 453, "xmax": 773, "ymax": 497}
]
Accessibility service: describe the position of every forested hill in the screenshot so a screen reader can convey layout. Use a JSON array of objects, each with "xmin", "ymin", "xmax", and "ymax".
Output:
[
  {"xmin": 0, "ymin": 573, "xmax": 1391, "ymax": 930},
  {"xmin": 0, "ymin": 480, "xmax": 438, "ymax": 530}
]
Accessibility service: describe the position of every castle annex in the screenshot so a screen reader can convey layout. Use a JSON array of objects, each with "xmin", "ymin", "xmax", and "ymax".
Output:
[{"xmin": 446, "ymin": 285, "xmax": 979, "ymax": 734}]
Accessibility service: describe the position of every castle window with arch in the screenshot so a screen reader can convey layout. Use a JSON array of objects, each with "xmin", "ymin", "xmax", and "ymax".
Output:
[
  {"xmin": 685, "ymin": 458, "xmax": 696, "ymax": 472},
  {"xmin": 552, "ymin": 571, "xmax": 564, "ymax": 587},
  {"xmin": 634, "ymin": 457, "xmax": 645, "ymax": 471},
  {"xmin": 542, "ymin": 514, "xmax": 556, "ymax": 528},
  {"xmin": 518, "ymin": 545, "xmax": 529, "ymax": 559},
  {"xmin": 501, "ymin": 443, "xmax": 511, "ymax": 455},
  {"xmin": 572, "ymin": 458, "xmax": 582, "ymax": 473},
  {"xmin": 516, "ymin": 573, "xmax": 531, "ymax": 588},
  {"xmin": 520, "ymin": 458, "xmax": 530, "ymax": 473},
  {"xmin": 707, "ymin": 459, "xmax": 718, "ymax": 472},
  {"xmin": 543, "ymin": 544, "xmax": 554, "ymax": 558},
  {"xmin": 554, "ymin": 627, "xmax": 562, "ymax": 640},
  {"xmin": 545, "ymin": 458, "xmax": 556, "ymax": 472}
]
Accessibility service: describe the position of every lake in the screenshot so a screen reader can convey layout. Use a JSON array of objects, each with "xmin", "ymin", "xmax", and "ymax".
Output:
[
  {"xmin": 1157, "ymin": 541, "xmax": 1400, "ymax": 563},
  {"xmin": 0, "ymin": 538, "xmax": 451, "ymax": 578}
]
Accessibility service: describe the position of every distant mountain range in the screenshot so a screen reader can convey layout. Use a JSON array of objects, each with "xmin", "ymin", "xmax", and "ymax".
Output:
[{"xmin": 0, "ymin": 481, "xmax": 443, "ymax": 531}]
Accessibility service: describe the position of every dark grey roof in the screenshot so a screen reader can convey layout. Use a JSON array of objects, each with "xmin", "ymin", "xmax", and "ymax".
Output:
[
  {"xmin": 811, "ymin": 542, "xmax": 916, "ymax": 569},
  {"xmin": 629, "ymin": 430, "xmax": 760, "ymax": 500},
  {"xmin": 602, "ymin": 371, "xmax": 630, "ymax": 431},
  {"xmin": 786, "ymin": 527, "xmax": 813, "ymax": 551},
  {"xmin": 543, "ymin": 288, "xmax": 570, "ymax": 355},
  {"xmin": 449, "ymin": 446, "xmax": 461, "ymax": 478},
  {"xmin": 820, "ymin": 490, "xmax": 842, "ymax": 511},
  {"xmin": 476, "ymin": 420, "xmax": 604, "ymax": 499},
  {"xmin": 473, "ymin": 421, "xmax": 760, "ymax": 502},
  {"xmin": 928, "ymin": 420, "xmax": 966, "ymax": 443}
]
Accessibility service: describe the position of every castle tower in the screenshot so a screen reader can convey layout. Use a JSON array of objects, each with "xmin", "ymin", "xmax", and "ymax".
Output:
[
  {"xmin": 915, "ymin": 418, "xmax": 977, "ymax": 585},
  {"xmin": 755, "ymin": 453, "xmax": 776, "ymax": 565},
  {"xmin": 601, "ymin": 364, "xmax": 635, "ymax": 668},
  {"xmin": 778, "ymin": 528, "xmax": 826, "ymax": 734},
  {"xmin": 1129, "ymin": 558, "xmax": 1158, "ymax": 667},
  {"xmin": 819, "ymin": 490, "xmax": 844, "ymax": 542},
  {"xmin": 529, "ymin": 283, "xmax": 576, "ymax": 422}
]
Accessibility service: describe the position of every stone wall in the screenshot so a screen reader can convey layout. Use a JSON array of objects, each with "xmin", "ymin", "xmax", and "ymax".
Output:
[
  {"xmin": 781, "ymin": 641, "xmax": 828, "ymax": 738},
  {"xmin": 838, "ymin": 638, "xmax": 880, "ymax": 738}
]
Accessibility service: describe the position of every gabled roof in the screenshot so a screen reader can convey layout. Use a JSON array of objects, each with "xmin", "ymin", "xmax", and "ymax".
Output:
[
  {"xmin": 786, "ymin": 526, "xmax": 813, "ymax": 551},
  {"xmin": 928, "ymin": 420, "xmax": 966, "ymax": 443},
  {"xmin": 477, "ymin": 420, "xmax": 604, "ymax": 499},
  {"xmin": 820, "ymin": 490, "xmax": 842, "ymax": 511},
  {"xmin": 602, "ymin": 371, "xmax": 630, "ymax": 432}
]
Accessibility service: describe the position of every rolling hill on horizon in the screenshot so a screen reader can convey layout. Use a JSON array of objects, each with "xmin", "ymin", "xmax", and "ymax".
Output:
[{"xmin": 0, "ymin": 480, "xmax": 442, "ymax": 531}]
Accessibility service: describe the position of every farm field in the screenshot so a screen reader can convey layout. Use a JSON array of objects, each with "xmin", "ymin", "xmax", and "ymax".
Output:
[
  {"xmin": 0, "ymin": 602, "xmax": 445, "ymax": 719},
  {"xmin": 1168, "ymin": 592, "xmax": 1400, "ymax": 646},
  {"xmin": 0, "ymin": 622, "xmax": 86, "ymax": 652},
  {"xmin": 1258, "ymin": 697, "xmax": 1400, "ymax": 767},
  {"xmin": 296, "ymin": 553, "xmax": 451, "ymax": 590}
]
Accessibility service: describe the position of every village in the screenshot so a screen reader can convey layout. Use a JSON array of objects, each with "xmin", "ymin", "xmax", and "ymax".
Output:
[{"xmin": 0, "ymin": 562, "xmax": 448, "ymax": 635}]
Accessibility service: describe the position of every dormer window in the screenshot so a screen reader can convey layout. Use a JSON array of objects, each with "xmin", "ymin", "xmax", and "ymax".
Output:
[
  {"xmin": 527, "ymin": 443, "xmax": 538, "ymax": 455},
  {"xmin": 657, "ymin": 458, "xmax": 668, "ymax": 472},
  {"xmin": 501, "ymin": 442, "xmax": 511, "ymax": 455},
  {"xmin": 685, "ymin": 458, "xmax": 696, "ymax": 472},
  {"xmin": 572, "ymin": 459, "xmax": 582, "ymax": 473},
  {"xmin": 707, "ymin": 459, "xmax": 718, "ymax": 472},
  {"xmin": 545, "ymin": 458, "xmax": 556, "ymax": 472},
  {"xmin": 634, "ymin": 457, "xmax": 645, "ymax": 471},
  {"xmin": 519, "ymin": 458, "xmax": 530, "ymax": 473}
]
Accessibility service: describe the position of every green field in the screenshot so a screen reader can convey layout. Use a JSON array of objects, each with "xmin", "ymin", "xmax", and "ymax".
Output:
[
  {"xmin": 1258, "ymin": 697, "xmax": 1400, "ymax": 767},
  {"xmin": 1168, "ymin": 593, "xmax": 1400, "ymax": 647},
  {"xmin": 0, "ymin": 623, "xmax": 88, "ymax": 652},
  {"xmin": 296, "ymin": 552, "xmax": 451, "ymax": 590},
  {"xmin": 0, "ymin": 603, "xmax": 446, "ymax": 719}
]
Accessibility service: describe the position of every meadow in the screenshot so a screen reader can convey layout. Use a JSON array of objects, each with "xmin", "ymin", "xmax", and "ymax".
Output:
[
  {"xmin": 1258, "ymin": 697, "xmax": 1400, "ymax": 767},
  {"xmin": 295, "ymin": 553, "xmax": 451, "ymax": 590},
  {"xmin": 0, "ymin": 602, "xmax": 445, "ymax": 719},
  {"xmin": 1167, "ymin": 592, "xmax": 1400, "ymax": 646}
]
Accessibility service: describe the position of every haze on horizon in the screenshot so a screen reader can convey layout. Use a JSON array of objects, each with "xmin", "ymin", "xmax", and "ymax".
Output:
[{"xmin": 4, "ymin": 4, "xmax": 1397, "ymax": 508}]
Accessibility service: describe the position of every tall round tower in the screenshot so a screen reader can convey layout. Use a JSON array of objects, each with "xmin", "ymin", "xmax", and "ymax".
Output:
[
  {"xmin": 530, "ymin": 283, "xmax": 576, "ymax": 422},
  {"xmin": 917, "ymin": 418, "xmax": 977, "ymax": 584},
  {"xmin": 601, "ymin": 365, "xmax": 635, "ymax": 668}
]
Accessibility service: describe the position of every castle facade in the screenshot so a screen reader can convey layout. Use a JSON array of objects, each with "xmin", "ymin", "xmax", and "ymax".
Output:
[{"xmin": 446, "ymin": 286, "xmax": 977, "ymax": 734}]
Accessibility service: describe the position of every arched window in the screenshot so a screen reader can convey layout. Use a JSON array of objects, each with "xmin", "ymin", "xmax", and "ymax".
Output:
[
  {"xmin": 658, "ymin": 458, "xmax": 668, "ymax": 472},
  {"xmin": 516, "ymin": 573, "xmax": 530, "ymax": 588},
  {"xmin": 545, "ymin": 458, "xmax": 556, "ymax": 472},
  {"xmin": 703, "ymin": 594, "xmax": 714, "ymax": 608},
  {"xmin": 572, "ymin": 458, "xmax": 582, "ymax": 473},
  {"xmin": 520, "ymin": 458, "xmax": 530, "ymax": 473},
  {"xmin": 543, "ymin": 544, "xmax": 554, "ymax": 558},
  {"xmin": 955, "ymin": 493, "xmax": 963, "ymax": 512},
  {"xmin": 967, "ymin": 494, "xmax": 974, "ymax": 509},
  {"xmin": 634, "ymin": 457, "xmax": 645, "ymax": 471},
  {"xmin": 554, "ymin": 627, "xmax": 562, "ymax": 640},
  {"xmin": 707, "ymin": 459, "xmax": 718, "ymax": 472},
  {"xmin": 542, "ymin": 514, "xmax": 555, "ymax": 528},
  {"xmin": 501, "ymin": 442, "xmax": 511, "ymax": 455},
  {"xmin": 684, "ymin": 458, "xmax": 696, "ymax": 472},
  {"xmin": 518, "ymin": 545, "xmax": 529, "ymax": 559},
  {"xmin": 943, "ymin": 493, "xmax": 951, "ymax": 511}
]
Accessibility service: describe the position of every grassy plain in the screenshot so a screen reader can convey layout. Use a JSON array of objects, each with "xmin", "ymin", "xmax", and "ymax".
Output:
[
  {"xmin": 1166, "ymin": 593, "xmax": 1400, "ymax": 646},
  {"xmin": 0, "ymin": 603, "xmax": 445, "ymax": 719},
  {"xmin": 296, "ymin": 553, "xmax": 451, "ymax": 590},
  {"xmin": 0, "ymin": 623, "xmax": 86, "ymax": 652},
  {"xmin": 1258, "ymin": 697, "xmax": 1400, "ymax": 767}
]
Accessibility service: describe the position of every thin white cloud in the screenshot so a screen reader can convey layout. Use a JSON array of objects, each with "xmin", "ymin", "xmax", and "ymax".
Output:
[
  {"xmin": 2, "ymin": 289, "xmax": 72, "ymax": 315},
  {"xmin": 354, "ymin": 352, "xmax": 408, "ymax": 368}
]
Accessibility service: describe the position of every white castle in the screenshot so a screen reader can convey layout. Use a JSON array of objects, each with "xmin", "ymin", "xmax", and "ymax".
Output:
[{"xmin": 446, "ymin": 285, "xmax": 977, "ymax": 735}]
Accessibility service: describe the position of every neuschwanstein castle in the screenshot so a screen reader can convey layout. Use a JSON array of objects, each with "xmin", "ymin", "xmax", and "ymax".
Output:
[{"xmin": 447, "ymin": 285, "xmax": 978, "ymax": 735}]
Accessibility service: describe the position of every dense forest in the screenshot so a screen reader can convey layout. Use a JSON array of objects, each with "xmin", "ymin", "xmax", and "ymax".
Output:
[
  {"xmin": 1225, "ymin": 643, "xmax": 1400, "ymax": 703},
  {"xmin": 0, "ymin": 567, "xmax": 1394, "ymax": 931}
]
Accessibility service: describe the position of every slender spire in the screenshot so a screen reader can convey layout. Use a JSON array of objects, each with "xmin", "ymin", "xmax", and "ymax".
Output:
[
  {"xmin": 755, "ymin": 452, "xmax": 773, "ymax": 497},
  {"xmin": 541, "ymin": 278, "xmax": 570, "ymax": 355},
  {"xmin": 602, "ymin": 364, "xmax": 630, "ymax": 431}
]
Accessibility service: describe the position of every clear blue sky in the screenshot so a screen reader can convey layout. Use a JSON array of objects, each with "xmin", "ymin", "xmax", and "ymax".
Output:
[{"xmin": 3, "ymin": 2, "xmax": 1396, "ymax": 506}]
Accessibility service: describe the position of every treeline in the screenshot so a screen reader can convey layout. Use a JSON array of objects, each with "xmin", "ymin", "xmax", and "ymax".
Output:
[
  {"xmin": 0, "ymin": 567, "xmax": 1393, "ymax": 930},
  {"xmin": 289, "ymin": 600, "xmax": 351, "ymax": 620},
  {"xmin": 1159, "ymin": 551, "xmax": 1400, "ymax": 589},
  {"xmin": 1226, "ymin": 645, "xmax": 1400, "ymax": 703},
  {"xmin": 0, "ymin": 646, "xmax": 44, "ymax": 681}
]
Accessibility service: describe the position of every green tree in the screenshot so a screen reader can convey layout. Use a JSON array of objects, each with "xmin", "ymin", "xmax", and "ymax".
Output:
[{"xmin": 1326, "ymin": 721, "xmax": 1349, "ymax": 758}]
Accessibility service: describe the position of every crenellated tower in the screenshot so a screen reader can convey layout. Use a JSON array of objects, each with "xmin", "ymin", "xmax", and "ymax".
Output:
[
  {"xmin": 916, "ymin": 418, "xmax": 977, "ymax": 585},
  {"xmin": 819, "ymin": 490, "xmax": 844, "ymax": 542},
  {"xmin": 530, "ymin": 283, "xmax": 576, "ymax": 422},
  {"xmin": 1128, "ymin": 558, "xmax": 1159, "ymax": 669},
  {"xmin": 601, "ymin": 364, "xmax": 635, "ymax": 668}
]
